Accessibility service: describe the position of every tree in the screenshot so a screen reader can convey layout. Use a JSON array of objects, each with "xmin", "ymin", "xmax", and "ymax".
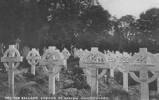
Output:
[
  {"xmin": 109, "ymin": 15, "xmax": 138, "ymax": 51},
  {"xmin": 40, "ymin": 3, "xmax": 112, "ymax": 50},
  {"xmin": 0, "ymin": 0, "xmax": 48, "ymax": 47},
  {"xmin": 79, "ymin": 5, "xmax": 111, "ymax": 48},
  {"xmin": 137, "ymin": 8, "xmax": 159, "ymax": 51}
]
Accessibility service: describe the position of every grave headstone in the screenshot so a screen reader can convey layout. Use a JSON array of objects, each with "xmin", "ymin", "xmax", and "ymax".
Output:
[
  {"xmin": 127, "ymin": 48, "xmax": 159, "ymax": 100},
  {"xmin": 79, "ymin": 47, "xmax": 109, "ymax": 97},
  {"xmin": 26, "ymin": 48, "xmax": 41, "ymax": 75},
  {"xmin": 117, "ymin": 52, "xmax": 131, "ymax": 91},
  {"xmin": 39, "ymin": 46, "xmax": 64, "ymax": 95},
  {"xmin": 1, "ymin": 45, "xmax": 23, "ymax": 98}
]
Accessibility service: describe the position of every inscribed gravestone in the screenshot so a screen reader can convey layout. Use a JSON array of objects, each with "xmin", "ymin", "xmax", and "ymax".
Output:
[{"xmin": 79, "ymin": 47, "xmax": 109, "ymax": 97}]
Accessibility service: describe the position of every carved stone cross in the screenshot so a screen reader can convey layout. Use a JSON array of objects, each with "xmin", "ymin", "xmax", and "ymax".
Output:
[
  {"xmin": 26, "ymin": 48, "xmax": 41, "ymax": 75},
  {"xmin": 127, "ymin": 48, "xmax": 159, "ymax": 100},
  {"xmin": 1, "ymin": 45, "xmax": 23, "ymax": 97},
  {"xmin": 62, "ymin": 48, "xmax": 70, "ymax": 69},
  {"xmin": 39, "ymin": 46, "xmax": 64, "ymax": 95},
  {"xmin": 79, "ymin": 47, "xmax": 109, "ymax": 97},
  {"xmin": 117, "ymin": 52, "xmax": 131, "ymax": 91}
]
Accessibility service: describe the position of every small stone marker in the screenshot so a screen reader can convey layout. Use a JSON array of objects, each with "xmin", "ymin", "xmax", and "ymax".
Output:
[
  {"xmin": 127, "ymin": 48, "xmax": 159, "ymax": 100},
  {"xmin": 26, "ymin": 48, "xmax": 41, "ymax": 75},
  {"xmin": 39, "ymin": 46, "xmax": 64, "ymax": 95},
  {"xmin": 1, "ymin": 45, "xmax": 23, "ymax": 98}
]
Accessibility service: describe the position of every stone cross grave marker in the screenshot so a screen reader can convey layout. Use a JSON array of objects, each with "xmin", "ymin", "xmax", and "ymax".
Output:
[
  {"xmin": 126, "ymin": 48, "xmax": 159, "ymax": 100},
  {"xmin": 1, "ymin": 45, "xmax": 23, "ymax": 98},
  {"xmin": 79, "ymin": 47, "xmax": 109, "ymax": 97},
  {"xmin": 105, "ymin": 50, "xmax": 131, "ymax": 91},
  {"xmin": 39, "ymin": 46, "xmax": 64, "ymax": 95},
  {"xmin": 117, "ymin": 52, "xmax": 131, "ymax": 91},
  {"xmin": 26, "ymin": 48, "xmax": 41, "ymax": 75}
]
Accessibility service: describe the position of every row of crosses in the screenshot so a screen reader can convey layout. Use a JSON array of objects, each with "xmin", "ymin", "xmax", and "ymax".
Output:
[
  {"xmin": 75, "ymin": 47, "xmax": 159, "ymax": 100},
  {"xmin": 2, "ymin": 45, "xmax": 159, "ymax": 100},
  {"xmin": 1, "ymin": 45, "xmax": 70, "ymax": 98}
]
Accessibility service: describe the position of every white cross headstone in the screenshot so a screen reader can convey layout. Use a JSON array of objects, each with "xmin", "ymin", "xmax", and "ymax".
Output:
[
  {"xmin": 127, "ymin": 48, "xmax": 159, "ymax": 100},
  {"xmin": 1, "ymin": 45, "xmax": 23, "ymax": 98},
  {"xmin": 39, "ymin": 46, "xmax": 64, "ymax": 95},
  {"xmin": 116, "ymin": 52, "xmax": 132, "ymax": 91},
  {"xmin": 26, "ymin": 48, "xmax": 41, "ymax": 75},
  {"xmin": 79, "ymin": 47, "xmax": 109, "ymax": 97}
]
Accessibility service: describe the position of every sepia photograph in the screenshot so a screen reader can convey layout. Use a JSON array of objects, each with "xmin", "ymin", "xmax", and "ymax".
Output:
[{"xmin": 0, "ymin": 0, "xmax": 159, "ymax": 100}]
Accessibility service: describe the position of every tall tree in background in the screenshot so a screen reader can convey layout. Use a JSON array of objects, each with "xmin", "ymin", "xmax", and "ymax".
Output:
[
  {"xmin": 137, "ymin": 8, "xmax": 159, "ymax": 48},
  {"xmin": 0, "ymin": 0, "xmax": 48, "ymax": 47},
  {"xmin": 115, "ymin": 15, "xmax": 140, "ymax": 51},
  {"xmin": 42, "ymin": 1, "xmax": 112, "ymax": 50},
  {"xmin": 79, "ymin": 5, "xmax": 111, "ymax": 49}
]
